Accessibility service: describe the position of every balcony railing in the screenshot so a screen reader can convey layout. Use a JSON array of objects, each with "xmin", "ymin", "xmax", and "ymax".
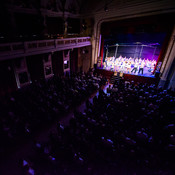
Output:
[{"xmin": 0, "ymin": 37, "xmax": 91, "ymax": 61}]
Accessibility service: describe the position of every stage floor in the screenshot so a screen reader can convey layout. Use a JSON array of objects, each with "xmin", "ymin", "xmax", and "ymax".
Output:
[{"xmin": 100, "ymin": 66, "xmax": 155, "ymax": 78}]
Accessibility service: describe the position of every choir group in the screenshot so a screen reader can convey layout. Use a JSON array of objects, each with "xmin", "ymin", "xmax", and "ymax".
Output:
[{"xmin": 103, "ymin": 56, "xmax": 157, "ymax": 75}]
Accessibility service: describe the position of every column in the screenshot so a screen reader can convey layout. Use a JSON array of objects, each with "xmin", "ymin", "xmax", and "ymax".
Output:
[
  {"xmin": 91, "ymin": 19, "xmax": 101, "ymax": 68},
  {"xmin": 115, "ymin": 44, "xmax": 119, "ymax": 58},
  {"xmin": 159, "ymin": 25, "xmax": 175, "ymax": 88},
  {"xmin": 168, "ymin": 60, "xmax": 175, "ymax": 89}
]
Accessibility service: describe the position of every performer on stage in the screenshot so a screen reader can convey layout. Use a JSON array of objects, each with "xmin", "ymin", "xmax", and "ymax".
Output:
[
  {"xmin": 126, "ymin": 61, "xmax": 132, "ymax": 74},
  {"xmin": 131, "ymin": 60, "xmax": 139, "ymax": 74},
  {"xmin": 114, "ymin": 59, "xmax": 118, "ymax": 72},
  {"xmin": 106, "ymin": 57, "xmax": 110, "ymax": 70},
  {"xmin": 111, "ymin": 61, "xmax": 114, "ymax": 71},
  {"xmin": 103, "ymin": 61, "xmax": 106, "ymax": 69},
  {"xmin": 131, "ymin": 59, "xmax": 135, "ymax": 69},
  {"xmin": 138, "ymin": 60, "xmax": 145, "ymax": 75},
  {"xmin": 147, "ymin": 59, "xmax": 152, "ymax": 72},
  {"xmin": 120, "ymin": 59, "xmax": 125, "ymax": 72},
  {"xmin": 150, "ymin": 60, "xmax": 156, "ymax": 73},
  {"xmin": 124, "ymin": 60, "xmax": 128, "ymax": 73},
  {"xmin": 105, "ymin": 57, "xmax": 108, "ymax": 67},
  {"xmin": 116, "ymin": 58, "xmax": 121, "ymax": 72},
  {"xmin": 102, "ymin": 55, "xmax": 157, "ymax": 77},
  {"xmin": 139, "ymin": 58, "xmax": 142, "ymax": 63}
]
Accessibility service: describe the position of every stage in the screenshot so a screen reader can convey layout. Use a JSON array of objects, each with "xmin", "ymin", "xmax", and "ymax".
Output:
[{"xmin": 103, "ymin": 66, "xmax": 155, "ymax": 78}]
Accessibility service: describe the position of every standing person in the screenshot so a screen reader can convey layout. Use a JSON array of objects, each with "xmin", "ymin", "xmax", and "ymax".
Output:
[
  {"xmin": 150, "ymin": 60, "xmax": 156, "ymax": 73},
  {"xmin": 114, "ymin": 58, "xmax": 118, "ymax": 72},
  {"xmin": 131, "ymin": 60, "xmax": 139, "ymax": 74},
  {"xmin": 147, "ymin": 59, "xmax": 152, "ymax": 72},
  {"xmin": 105, "ymin": 57, "xmax": 108, "ymax": 68},
  {"xmin": 111, "ymin": 61, "xmax": 114, "ymax": 71},
  {"xmin": 138, "ymin": 60, "xmax": 145, "ymax": 75},
  {"xmin": 117, "ymin": 58, "xmax": 121, "ymax": 72},
  {"xmin": 126, "ymin": 61, "xmax": 132, "ymax": 74},
  {"xmin": 120, "ymin": 60, "xmax": 125, "ymax": 73},
  {"xmin": 131, "ymin": 58, "xmax": 135, "ymax": 69},
  {"xmin": 139, "ymin": 58, "xmax": 142, "ymax": 63},
  {"xmin": 103, "ymin": 61, "xmax": 107, "ymax": 69},
  {"xmin": 107, "ymin": 57, "xmax": 110, "ymax": 70}
]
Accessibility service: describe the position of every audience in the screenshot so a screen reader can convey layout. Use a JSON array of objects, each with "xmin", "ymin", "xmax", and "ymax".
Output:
[
  {"xmin": 1, "ymin": 70, "xmax": 175, "ymax": 174},
  {"xmin": 0, "ymin": 71, "xmax": 107, "ymax": 158},
  {"xmin": 19, "ymin": 77, "xmax": 175, "ymax": 175}
]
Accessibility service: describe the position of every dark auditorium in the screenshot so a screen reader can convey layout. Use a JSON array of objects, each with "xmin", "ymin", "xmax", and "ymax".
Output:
[{"xmin": 1, "ymin": 0, "xmax": 175, "ymax": 175}]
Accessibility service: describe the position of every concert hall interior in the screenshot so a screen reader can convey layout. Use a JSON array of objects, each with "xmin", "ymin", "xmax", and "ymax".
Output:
[{"xmin": 0, "ymin": 0, "xmax": 175, "ymax": 175}]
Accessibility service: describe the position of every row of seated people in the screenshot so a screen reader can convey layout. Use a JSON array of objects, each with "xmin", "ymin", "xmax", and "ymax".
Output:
[
  {"xmin": 0, "ymin": 71, "xmax": 107, "ymax": 157},
  {"xmin": 22, "ymin": 79, "xmax": 175, "ymax": 175}
]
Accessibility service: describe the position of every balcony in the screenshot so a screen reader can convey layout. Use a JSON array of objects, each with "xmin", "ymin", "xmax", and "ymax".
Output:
[{"xmin": 0, "ymin": 37, "xmax": 91, "ymax": 61}]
